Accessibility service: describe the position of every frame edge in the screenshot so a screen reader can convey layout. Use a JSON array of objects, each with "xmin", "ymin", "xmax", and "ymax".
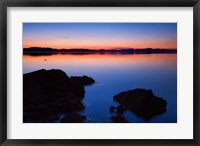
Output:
[
  {"xmin": 0, "ymin": 1, "xmax": 7, "ymax": 144},
  {"xmin": 1, "ymin": 0, "xmax": 199, "ymax": 146},
  {"xmin": 194, "ymin": 1, "xmax": 200, "ymax": 144}
]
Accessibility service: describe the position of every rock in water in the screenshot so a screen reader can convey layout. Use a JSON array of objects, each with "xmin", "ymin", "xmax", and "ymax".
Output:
[
  {"xmin": 116, "ymin": 105, "xmax": 127, "ymax": 114},
  {"xmin": 60, "ymin": 113, "xmax": 86, "ymax": 123},
  {"xmin": 70, "ymin": 75, "xmax": 95, "ymax": 85},
  {"xmin": 109, "ymin": 106, "xmax": 117, "ymax": 112},
  {"xmin": 113, "ymin": 88, "xmax": 167, "ymax": 120},
  {"xmin": 109, "ymin": 105, "xmax": 126, "ymax": 114},
  {"xmin": 111, "ymin": 114, "xmax": 129, "ymax": 123},
  {"xmin": 23, "ymin": 69, "xmax": 94, "ymax": 123}
]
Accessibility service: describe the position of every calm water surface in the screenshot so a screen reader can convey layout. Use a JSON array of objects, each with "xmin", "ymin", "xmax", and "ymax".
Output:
[{"xmin": 23, "ymin": 54, "xmax": 177, "ymax": 123}]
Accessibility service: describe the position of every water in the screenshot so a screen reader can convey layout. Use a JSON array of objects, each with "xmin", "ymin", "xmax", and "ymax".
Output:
[{"xmin": 23, "ymin": 53, "xmax": 177, "ymax": 123}]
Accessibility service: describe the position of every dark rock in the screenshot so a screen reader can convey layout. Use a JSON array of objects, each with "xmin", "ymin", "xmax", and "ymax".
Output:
[
  {"xmin": 111, "ymin": 114, "xmax": 129, "ymax": 123},
  {"xmin": 109, "ymin": 106, "xmax": 126, "ymax": 114},
  {"xmin": 53, "ymin": 99, "xmax": 85, "ymax": 112},
  {"xmin": 24, "ymin": 69, "xmax": 74, "ymax": 100},
  {"xmin": 23, "ymin": 69, "xmax": 93, "ymax": 123},
  {"xmin": 116, "ymin": 105, "xmax": 127, "ymax": 114},
  {"xmin": 113, "ymin": 88, "xmax": 167, "ymax": 120},
  {"xmin": 23, "ymin": 111, "xmax": 59, "ymax": 123},
  {"xmin": 109, "ymin": 106, "xmax": 117, "ymax": 112},
  {"xmin": 61, "ymin": 113, "xmax": 86, "ymax": 123},
  {"xmin": 70, "ymin": 75, "xmax": 95, "ymax": 85}
]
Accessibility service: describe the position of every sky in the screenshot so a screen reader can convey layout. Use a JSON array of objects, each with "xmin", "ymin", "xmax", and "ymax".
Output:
[{"xmin": 23, "ymin": 23, "xmax": 177, "ymax": 50}]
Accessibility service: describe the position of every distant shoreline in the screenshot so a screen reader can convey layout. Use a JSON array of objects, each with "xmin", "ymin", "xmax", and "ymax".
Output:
[{"xmin": 23, "ymin": 47, "xmax": 177, "ymax": 55}]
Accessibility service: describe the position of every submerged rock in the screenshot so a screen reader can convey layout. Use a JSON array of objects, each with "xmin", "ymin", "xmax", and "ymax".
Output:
[
  {"xmin": 113, "ymin": 88, "xmax": 167, "ymax": 120},
  {"xmin": 109, "ymin": 105, "xmax": 128, "ymax": 123},
  {"xmin": 109, "ymin": 106, "xmax": 117, "ymax": 112},
  {"xmin": 116, "ymin": 105, "xmax": 127, "ymax": 114},
  {"xmin": 23, "ymin": 69, "xmax": 94, "ymax": 123},
  {"xmin": 109, "ymin": 105, "xmax": 127, "ymax": 114},
  {"xmin": 111, "ymin": 114, "xmax": 129, "ymax": 123}
]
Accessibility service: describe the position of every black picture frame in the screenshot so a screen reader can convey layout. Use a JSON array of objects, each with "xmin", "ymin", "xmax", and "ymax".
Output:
[{"xmin": 0, "ymin": 0, "xmax": 199, "ymax": 145}]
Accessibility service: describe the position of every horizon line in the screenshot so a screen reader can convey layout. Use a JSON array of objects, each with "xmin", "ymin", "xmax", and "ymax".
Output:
[{"xmin": 23, "ymin": 47, "xmax": 177, "ymax": 50}]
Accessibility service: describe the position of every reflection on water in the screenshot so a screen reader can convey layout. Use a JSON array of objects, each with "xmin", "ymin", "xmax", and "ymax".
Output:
[{"xmin": 23, "ymin": 53, "xmax": 177, "ymax": 123}]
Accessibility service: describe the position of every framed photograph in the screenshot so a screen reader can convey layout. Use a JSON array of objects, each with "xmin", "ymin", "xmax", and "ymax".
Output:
[{"xmin": 0, "ymin": 0, "xmax": 199, "ymax": 145}]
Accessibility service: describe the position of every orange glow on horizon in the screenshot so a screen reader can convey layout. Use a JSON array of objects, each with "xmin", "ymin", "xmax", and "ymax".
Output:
[
  {"xmin": 23, "ymin": 23, "xmax": 177, "ymax": 50},
  {"xmin": 23, "ymin": 42, "xmax": 177, "ymax": 50}
]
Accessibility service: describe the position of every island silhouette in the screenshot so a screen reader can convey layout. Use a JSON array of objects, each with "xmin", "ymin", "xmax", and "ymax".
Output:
[{"xmin": 23, "ymin": 47, "xmax": 177, "ymax": 56}]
